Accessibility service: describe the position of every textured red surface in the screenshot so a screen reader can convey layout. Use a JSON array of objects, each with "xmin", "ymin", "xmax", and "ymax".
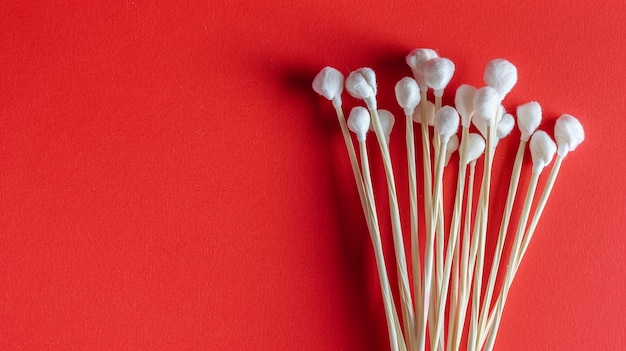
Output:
[{"xmin": 1, "ymin": 1, "xmax": 625, "ymax": 350}]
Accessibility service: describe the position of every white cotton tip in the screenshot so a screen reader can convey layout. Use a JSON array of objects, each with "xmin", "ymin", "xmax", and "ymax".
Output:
[
  {"xmin": 473, "ymin": 86, "xmax": 501, "ymax": 127},
  {"xmin": 346, "ymin": 68, "xmax": 377, "ymax": 109},
  {"xmin": 412, "ymin": 100, "xmax": 435, "ymax": 126},
  {"xmin": 434, "ymin": 105, "xmax": 460, "ymax": 143},
  {"xmin": 423, "ymin": 57, "xmax": 455, "ymax": 97},
  {"xmin": 455, "ymin": 84, "xmax": 477, "ymax": 128},
  {"xmin": 395, "ymin": 77, "xmax": 421, "ymax": 116},
  {"xmin": 496, "ymin": 113, "xmax": 515, "ymax": 141},
  {"xmin": 312, "ymin": 66, "xmax": 344, "ymax": 107},
  {"xmin": 465, "ymin": 133, "xmax": 486, "ymax": 164},
  {"xmin": 445, "ymin": 134, "xmax": 460, "ymax": 166},
  {"xmin": 554, "ymin": 114, "xmax": 585, "ymax": 156},
  {"xmin": 405, "ymin": 48, "xmax": 439, "ymax": 91},
  {"xmin": 376, "ymin": 109, "xmax": 395, "ymax": 143},
  {"xmin": 347, "ymin": 106, "xmax": 371, "ymax": 142},
  {"xmin": 529, "ymin": 130, "xmax": 557, "ymax": 174},
  {"xmin": 472, "ymin": 113, "xmax": 488, "ymax": 139},
  {"xmin": 484, "ymin": 59, "xmax": 518, "ymax": 100},
  {"xmin": 516, "ymin": 101, "xmax": 542, "ymax": 142}
]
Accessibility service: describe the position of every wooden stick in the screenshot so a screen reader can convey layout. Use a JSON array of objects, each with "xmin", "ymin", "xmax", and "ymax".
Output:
[
  {"xmin": 405, "ymin": 113, "xmax": 420, "ymax": 350},
  {"xmin": 450, "ymin": 158, "xmax": 477, "ymax": 351},
  {"xmin": 418, "ymin": 136, "xmax": 449, "ymax": 351},
  {"xmin": 447, "ymin": 235, "xmax": 460, "ymax": 351},
  {"xmin": 334, "ymin": 106, "xmax": 404, "ymax": 351},
  {"xmin": 434, "ymin": 95, "xmax": 444, "ymax": 292},
  {"xmin": 418, "ymin": 93, "xmax": 439, "ymax": 351},
  {"xmin": 420, "ymin": 92, "xmax": 434, "ymax": 236},
  {"xmin": 432, "ymin": 129, "xmax": 469, "ymax": 351},
  {"xmin": 369, "ymin": 108, "xmax": 415, "ymax": 351},
  {"xmin": 477, "ymin": 140, "xmax": 527, "ymax": 339},
  {"xmin": 433, "ymin": 95, "xmax": 446, "ymax": 351},
  {"xmin": 467, "ymin": 124, "xmax": 496, "ymax": 351},
  {"xmin": 514, "ymin": 154, "xmax": 563, "ymax": 270},
  {"xmin": 482, "ymin": 170, "xmax": 540, "ymax": 351},
  {"xmin": 359, "ymin": 138, "xmax": 406, "ymax": 351},
  {"xmin": 480, "ymin": 156, "xmax": 564, "ymax": 351}
]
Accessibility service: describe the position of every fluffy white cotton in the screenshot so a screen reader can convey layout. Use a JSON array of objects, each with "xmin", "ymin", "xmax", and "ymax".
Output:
[
  {"xmin": 347, "ymin": 106, "xmax": 371, "ymax": 142},
  {"xmin": 412, "ymin": 100, "xmax": 435, "ymax": 126},
  {"xmin": 516, "ymin": 101, "xmax": 542, "ymax": 142},
  {"xmin": 435, "ymin": 105, "xmax": 460, "ymax": 142},
  {"xmin": 376, "ymin": 109, "xmax": 395, "ymax": 143},
  {"xmin": 423, "ymin": 58, "xmax": 455, "ymax": 97},
  {"xmin": 465, "ymin": 133, "xmax": 486, "ymax": 164},
  {"xmin": 455, "ymin": 84, "xmax": 477, "ymax": 128},
  {"xmin": 473, "ymin": 86, "xmax": 501, "ymax": 126},
  {"xmin": 405, "ymin": 48, "xmax": 439, "ymax": 91},
  {"xmin": 395, "ymin": 77, "xmax": 421, "ymax": 116},
  {"xmin": 312, "ymin": 66, "xmax": 344, "ymax": 107},
  {"xmin": 484, "ymin": 59, "xmax": 518, "ymax": 100},
  {"xmin": 472, "ymin": 113, "xmax": 488, "ymax": 139},
  {"xmin": 496, "ymin": 113, "xmax": 515, "ymax": 143},
  {"xmin": 445, "ymin": 134, "xmax": 460, "ymax": 166},
  {"xmin": 554, "ymin": 114, "xmax": 585, "ymax": 156},
  {"xmin": 529, "ymin": 130, "xmax": 557, "ymax": 174},
  {"xmin": 346, "ymin": 68, "xmax": 378, "ymax": 109}
]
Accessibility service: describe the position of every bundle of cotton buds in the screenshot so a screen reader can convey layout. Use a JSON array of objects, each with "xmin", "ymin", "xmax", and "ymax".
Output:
[{"xmin": 312, "ymin": 50, "xmax": 584, "ymax": 351}]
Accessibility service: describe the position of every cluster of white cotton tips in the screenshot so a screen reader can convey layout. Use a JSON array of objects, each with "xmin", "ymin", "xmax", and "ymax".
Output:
[
  {"xmin": 554, "ymin": 114, "xmax": 585, "ymax": 157},
  {"xmin": 312, "ymin": 66, "xmax": 345, "ymax": 107},
  {"xmin": 347, "ymin": 107, "xmax": 371, "ymax": 142},
  {"xmin": 405, "ymin": 48, "xmax": 439, "ymax": 91},
  {"xmin": 529, "ymin": 131, "xmax": 557, "ymax": 174},
  {"xmin": 516, "ymin": 102, "xmax": 542, "ymax": 142},
  {"xmin": 395, "ymin": 77, "xmax": 421, "ymax": 116},
  {"xmin": 346, "ymin": 68, "xmax": 378, "ymax": 109},
  {"xmin": 484, "ymin": 59, "xmax": 518, "ymax": 101},
  {"xmin": 435, "ymin": 106, "xmax": 460, "ymax": 143}
]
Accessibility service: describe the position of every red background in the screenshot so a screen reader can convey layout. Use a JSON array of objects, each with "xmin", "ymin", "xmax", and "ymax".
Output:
[{"xmin": 1, "ymin": 1, "xmax": 625, "ymax": 350}]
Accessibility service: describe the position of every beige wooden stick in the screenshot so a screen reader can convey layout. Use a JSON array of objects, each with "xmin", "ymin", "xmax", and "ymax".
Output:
[
  {"xmin": 369, "ymin": 107, "xmax": 416, "ymax": 351},
  {"xmin": 477, "ymin": 140, "xmax": 527, "ymax": 338},
  {"xmin": 340, "ymin": 105, "xmax": 405, "ymax": 351},
  {"xmin": 482, "ymin": 171, "xmax": 539, "ymax": 351}
]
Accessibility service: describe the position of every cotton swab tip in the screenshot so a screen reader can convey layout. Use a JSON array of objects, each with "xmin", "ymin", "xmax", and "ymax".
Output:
[
  {"xmin": 496, "ymin": 113, "xmax": 515, "ymax": 141},
  {"xmin": 435, "ymin": 105, "xmax": 460, "ymax": 142},
  {"xmin": 445, "ymin": 134, "xmax": 460, "ymax": 166},
  {"xmin": 529, "ymin": 130, "xmax": 557, "ymax": 174},
  {"xmin": 412, "ymin": 100, "xmax": 435, "ymax": 126},
  {"xmin": 465, "ymin": 133, "xmax": 486, "ymax": 164},
  {"xmin": 346, "ymin": 68, "xmax": 378, "ymax": 109},
  {"xmin": 347, "ymin": 106, "xmax": 371, "ymax": 142},
  {"xmin": 455, "ymin": 84, "xmax": 477, "ymax": 128},
  {"xmin": 473, "ymin": 86, "xmax": 501, "ymax": 126},
  {"xmin": 405, "ymin": 48, "xmax": 439, "ymax": 91},
  {"xmin": 517, "ymin": 101, "xmax": 542, "ymax": 142},
  {"xmin": 484, "ymin": 58, "xmax": 518, "ymax": 100},
  {"xmin": 312, "ymin": 66, "xmax": 344, "ymax": 107},
  {"xmin": 395, "ymin": 77, "xmax": 421, "ymax": 116},
  {"xmin": 423, "ymin": 57, "xmax": 455, "ymax": 97},
  {"xmin": 371, "ymin": 109, "xmax": 395, "ymax": 143},
  {"xmin": 554, "ymin": 114, "xmax": 585, "ymax": 156}
]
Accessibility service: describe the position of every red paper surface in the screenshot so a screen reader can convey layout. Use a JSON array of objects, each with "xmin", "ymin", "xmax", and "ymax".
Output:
[{"xmin": 1, "ymin": 1, "xmax": 624, "ymax": 350}]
